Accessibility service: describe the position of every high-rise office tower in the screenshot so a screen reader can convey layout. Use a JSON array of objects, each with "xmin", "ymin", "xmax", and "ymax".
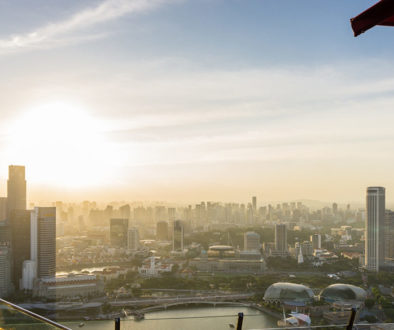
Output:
[
  {"xmin": 0, "ymin": 220, "xmax": 11, "ymax": 244},
  {"xmin": 173, "ymin": 220, "xmax": 184, "ymax": 251},
  {"xmin": 275, "ymin": 224, "xmax": 287, "ymax": 253},
  {"xmin": 244, "ymin": 231, "xmax": 260, "ymax": 251},
  {"xmin": 332, "ymin": 203, "xmax": 338, "ymax": 214},
  {"xmin": 0, "ymin": 198, "xmax": 7, "ymax": 222},
  {"xmin": 21, "ymin": 260, "xmax": 36, "ymax": 290},
  {"xmin": 310, "ymin": 234, "xmax": 322, "ymax": 250},
  {"xmin": 11, "ymin": 210, "xmax": 32, "ymax": 289},
  {"xmin": 7, "ymin": 165, "xmax": 26, "ymax": 217},
  {"xmin": 110, "ymin": 218, "xmax": 129, "ymax": 248},
  {"xmin": 0, "ymin": 243, "xmax": 12, "ymax": 297},
  {"xmin": 156, "ymin": 221, "xmax": 169, "ymax": 241},
  {"xmin": 127, "ymin": 227, "xmax": 140, "ymax": 251},
  {"xmin": 384, "ymin": 211, "xmax": 394, "ymax": 262},
  {"xmin": 119, "ymin": 204, "xmax": 131, "ymax": 220},
  {"xmin": 301, "ymin": 241, "xmax": 313, "ymax": 257},
  {"xmin": 168, "ymin": 208, "xmax": 176, "ymax": 221},
  {"xmin": 365, "ymin": 186, "xmax": 385, "ymax": 272},
  {"xmin": 31, "ymin": 207, "xmax": 56, "ymax": 279},
  {"xmin": 252, "ymin": 197, "xmax": 257, "ymax": 211},
  {"xmin": 155, "ymin": 206, "xmax": 166, "ymax": 222}
]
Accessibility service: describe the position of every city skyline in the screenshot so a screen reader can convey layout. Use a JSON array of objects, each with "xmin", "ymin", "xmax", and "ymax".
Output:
[
  {"xmin": 1, "ymin": 164, "xmax": 394, "ymax": 206},
  {"xmin": 0, "ymin": 1, "xmax": 394, "ymax": 202},
  {"xmin": 1, "ymin": 1, "xmax": 394, "ymax": 327}
]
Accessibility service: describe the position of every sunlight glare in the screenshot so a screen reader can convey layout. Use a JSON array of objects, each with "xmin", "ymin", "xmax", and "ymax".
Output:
[{"xmin": 4, "ymin": 102, "xmax": 119, "ymax": 188}]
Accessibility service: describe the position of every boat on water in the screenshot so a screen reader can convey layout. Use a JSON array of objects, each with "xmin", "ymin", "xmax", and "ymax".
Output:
[
  {"xmin": 229, "ymin": 324, "xmax": 235, "ymax": 328},
  {"xmin": 78, "ymin": 322, "xmax": 85, "ymax": 328}
]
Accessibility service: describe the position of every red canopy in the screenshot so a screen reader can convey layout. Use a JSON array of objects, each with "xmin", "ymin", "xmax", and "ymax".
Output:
[{"xmin": 351, "ymin": 0, "xmax": 394, "ymax": 37}]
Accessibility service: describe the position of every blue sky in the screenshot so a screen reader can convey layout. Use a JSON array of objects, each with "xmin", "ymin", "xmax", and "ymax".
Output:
[{"xmin": 0, "ymin": 0, "xmax": 393, "ymax": 203}]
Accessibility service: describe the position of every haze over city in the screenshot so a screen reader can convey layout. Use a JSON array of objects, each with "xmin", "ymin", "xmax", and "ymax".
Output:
[
  {"xmin": 1, "ymin": 0, "xmax": 394, "ymax": 203},
  {"xmin": 2, "ymin": 1, "xmax": 394, "ymax": 329}
]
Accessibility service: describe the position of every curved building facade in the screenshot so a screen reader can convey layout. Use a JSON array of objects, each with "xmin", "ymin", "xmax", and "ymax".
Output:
[
  {"xmin": 263, "ymin": 282, "xmax": 314, "ymax": 303},
  {"xmin": 319, "ymin": 284, "xmax": 367, "ymax": 303}
]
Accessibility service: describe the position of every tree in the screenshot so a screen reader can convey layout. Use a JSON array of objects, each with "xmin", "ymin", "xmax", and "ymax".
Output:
[
  {"xmin": 102, "ymin": 302, "xmax": 111, "ymax": 314},
  {"xmin": 365, "ymin": 298, "xmax": 375, "ymax": 309},
  {"xmin": 364, "ymin": 315, "xmax": 377, "ymax": 323}
]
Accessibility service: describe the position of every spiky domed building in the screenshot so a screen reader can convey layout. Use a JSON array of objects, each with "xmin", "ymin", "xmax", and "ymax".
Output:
[
  {"xmin": 319, "ymin": 284, "xmax": 366, "ymax": 303},
  {"xmin": 263, "ymin": 282, "xmax": 314, "ymax": 303}
]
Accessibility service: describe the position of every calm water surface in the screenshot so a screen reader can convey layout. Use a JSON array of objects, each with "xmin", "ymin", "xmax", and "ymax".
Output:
[{"xmin": 64, "ymin": 306, "xmax": 277, "ymax": 330}]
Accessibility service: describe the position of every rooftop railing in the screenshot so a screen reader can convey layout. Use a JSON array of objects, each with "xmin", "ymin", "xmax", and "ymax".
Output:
[
  {"xmin": 0, "ymin": 298, "xmax": 71, "ymax": 329},
  {"xmin": 115, "ymin": 310, "xmax": 394, "ymax": 330}
]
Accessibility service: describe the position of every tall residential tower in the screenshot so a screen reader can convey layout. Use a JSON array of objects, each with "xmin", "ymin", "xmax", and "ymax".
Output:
[
  {"xmin": 365, "ymin": 187, "xmax": 385, "ymax": 272},
  {"xmin": 275, "ymin": 224, "xmax": 287, "ymax": 255}
]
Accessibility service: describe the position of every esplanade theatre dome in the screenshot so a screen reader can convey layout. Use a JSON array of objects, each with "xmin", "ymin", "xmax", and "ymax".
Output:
[
  {"xmin": 263, "ymin": 282, "xmax": 314, "ymax": 303},
  {"xmin": 319, "ymin": 284, "xmax": 367, "ymax": 303}
]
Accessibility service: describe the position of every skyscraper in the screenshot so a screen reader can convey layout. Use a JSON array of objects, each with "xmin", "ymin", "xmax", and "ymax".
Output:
[
  {"xmin": 252, "ymin": 196, "xmax": 257, "ymax": 211},
  {"xmin": 110, "ymin": 218, "xmax": 129, "ymax": 248},
  {"xmin": 31, "ymin": 207, "xmax": 56, "ymax": 279},
  {"xmin": 127, "ymin": 227, "xmax": 140, "ymax": 251},
  {"xmin": 7, "ymin": 165, "xmax": 26, "ymax": 217},
  {"xmin": 173, "ymin": 220, "xmax": 184, "ymax": 251},
  {"xmin": 365, "ymin": 186, "xmax": 385, "ymax": 272},
  {"xmin": 11, "ymin": 210, "xmax": 32, "ymax": 289},
  {"xmin": 244, "ymin": 231, "xmax": 260, "ymax": 251},
  {"xmin": 0, "ymin": 220, "xmax": 11, "ymax": 244},
  {"xmin": 0, "ymin": 198, "xmax": 7, "ymax": 222},
  {"xmin": 310, "ymin": 234, "xmax": 322, "ymax": 250},
  {"xmin": 0, "ymin": 243, "xmax": 12, "ymax": 298},
  {"xmin": 119, "ymin": 204, "xmax": 131, "ymax": 220},
  {"xmin": 168, "ymin": 208, "xmax": 176, "ymax": 221},
  {"xmin": 384, "ymin": 211, "xmax": 394, "ymax": 263},
  {"xmin": 156, "ymin": 221, "xmax": 169, "ymax": 241},
  {"xmin": 332, "ymin": 203, "xmax": 338, "ymax": 214},
  {"xmin": 275, "ymin": 224, "xmax": 287, "ymax": 254},
  {"xmin": 301, "ymin": 241, "xmax": 313, "ymax": 257}
]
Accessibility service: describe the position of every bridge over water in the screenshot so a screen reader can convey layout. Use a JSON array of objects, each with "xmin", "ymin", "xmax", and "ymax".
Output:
[
  {"xmin": 138, "ymin": 301, "xmax": 252, "ymax": 313},
  {"xmin": 110, "ymin": 293, "xmax": 254, "ymax": 308}
]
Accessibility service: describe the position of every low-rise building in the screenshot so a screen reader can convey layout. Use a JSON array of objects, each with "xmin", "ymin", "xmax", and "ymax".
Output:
[
  {"xmin": 190, "ymin": 257, "xmax": 265, "ymax": 274},
  {"xmin": 34, "ymin": 274, "xmax": 104, "ymax": 299}
]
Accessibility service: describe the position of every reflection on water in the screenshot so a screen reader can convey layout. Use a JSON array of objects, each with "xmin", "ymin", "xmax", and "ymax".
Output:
[{"xmin": 64, "ymin": 307, "xmax": 277, "ymax": 330}]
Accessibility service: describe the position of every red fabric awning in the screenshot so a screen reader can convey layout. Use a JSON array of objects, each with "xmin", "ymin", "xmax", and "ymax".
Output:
[{"xmin": 351, "ymin": 0, "xmax": 394, "ymax": 37}]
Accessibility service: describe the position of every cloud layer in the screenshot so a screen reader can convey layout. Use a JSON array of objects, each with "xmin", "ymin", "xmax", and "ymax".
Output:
[{"xmin": 0, "ymin": 0, "xmax": 176, "ymax": 53}]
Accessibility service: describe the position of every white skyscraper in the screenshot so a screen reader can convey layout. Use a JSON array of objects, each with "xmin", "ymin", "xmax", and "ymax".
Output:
[
  {"xmin": 21, "ymin": 260, "xmax": 36, "ymax": 290},
  {"xmin": 365, "ymin": 187, "xmax": 385, "ymax": 272}
]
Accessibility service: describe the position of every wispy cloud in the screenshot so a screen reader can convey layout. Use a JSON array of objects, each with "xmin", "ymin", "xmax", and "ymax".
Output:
[{"xmin": 0, "ymin": 0, "xmax": 177, "ymax": 53}]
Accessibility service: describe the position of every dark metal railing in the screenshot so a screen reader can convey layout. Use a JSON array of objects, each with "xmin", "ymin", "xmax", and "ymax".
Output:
[{"xmin": 0, "ymin": 298, "xmax": 71, "ymax": 329}]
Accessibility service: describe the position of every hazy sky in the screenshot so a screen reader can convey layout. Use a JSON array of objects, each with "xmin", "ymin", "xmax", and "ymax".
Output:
[{"xmin": 0, "ymin": 0, "xmax": 393, "ymax": 203}]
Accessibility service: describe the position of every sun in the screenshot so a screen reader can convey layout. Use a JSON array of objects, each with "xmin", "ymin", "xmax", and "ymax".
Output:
[{"xmin": 4, "ymin": 101, "xmax": 119, "ymax": 188}]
